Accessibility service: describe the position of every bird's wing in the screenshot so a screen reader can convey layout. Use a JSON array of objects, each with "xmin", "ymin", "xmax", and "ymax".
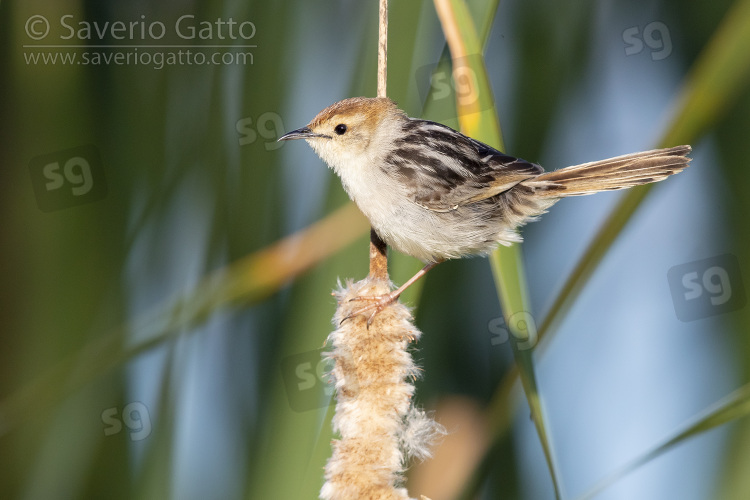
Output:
[{"xmin": 386, "ymin": 120, "xmax": 542, "ymax": 212}]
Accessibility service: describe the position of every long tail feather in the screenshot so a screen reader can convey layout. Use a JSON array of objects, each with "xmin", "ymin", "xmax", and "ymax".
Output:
[{"xmin": 528, "ymin": 145, "xmax": 692, "ymax": 197}]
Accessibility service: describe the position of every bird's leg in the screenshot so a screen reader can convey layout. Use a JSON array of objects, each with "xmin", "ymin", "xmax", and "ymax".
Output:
[{"xmin": 344, "ymin": 261, "xmax": 441, "ymax": 326}]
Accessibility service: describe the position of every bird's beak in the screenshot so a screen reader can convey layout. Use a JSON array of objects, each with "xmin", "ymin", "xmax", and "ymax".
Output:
[{"xmin": 277, "ymin": 126, "xmax": 330, "ymax": 142}]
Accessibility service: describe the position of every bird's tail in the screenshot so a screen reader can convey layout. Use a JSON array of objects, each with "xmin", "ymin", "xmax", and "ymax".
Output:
[{"xmin": 527, "ymin": 145, "xmax": 692, "ymax": 198}]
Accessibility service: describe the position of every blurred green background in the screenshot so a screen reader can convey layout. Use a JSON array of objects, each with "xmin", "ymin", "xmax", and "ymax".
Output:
[{"xmin": 1, "ymin": 0, "xmax": 749, "ymax": 499}]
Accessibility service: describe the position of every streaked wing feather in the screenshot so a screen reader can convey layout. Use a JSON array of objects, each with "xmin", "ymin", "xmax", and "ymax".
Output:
[{"xmin": 389, "ymin": 120, "xmax": 541, "ymax": 211}]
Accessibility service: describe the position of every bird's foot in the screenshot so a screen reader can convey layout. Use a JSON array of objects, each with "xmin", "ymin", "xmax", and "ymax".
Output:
[{"xmin": 342, "ymin": 291, "xmax": 400, "ymax": 327}]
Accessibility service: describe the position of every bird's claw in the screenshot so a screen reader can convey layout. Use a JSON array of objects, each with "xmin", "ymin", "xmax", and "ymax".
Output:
[{"xmin": 340, "ymin": 293, "xmax": 398, "ymax": 328}]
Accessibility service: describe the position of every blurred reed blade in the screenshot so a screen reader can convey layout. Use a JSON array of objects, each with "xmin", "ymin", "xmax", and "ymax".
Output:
[
  {"xmin": 471, "ymin": 0, "xmax": 501, "ymax": 48},
  {"xmin": 469, "ymin": 0, "xmax": 750, "ymax": 496},
  {"xmin": 433, "ymin": 0, "xmax": 563, "ymax": 498},
  {"xmin": 575, "ymin": 381, "xmax": 750, "ymax": 500},
  {"xmin": 0, "ymin": 202, "xmax": 368, "ymax": 436}
]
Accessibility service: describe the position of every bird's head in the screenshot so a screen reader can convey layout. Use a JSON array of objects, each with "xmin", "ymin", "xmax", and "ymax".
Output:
[{"xmin": 278, "ymin": 97, "xmax": 406, "ymax": 174}]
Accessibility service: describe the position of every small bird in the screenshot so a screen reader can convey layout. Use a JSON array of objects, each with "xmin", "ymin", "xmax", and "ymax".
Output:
[{"xmin": 279, "ymin": 97, "xmax": 691, "ymax": 320}]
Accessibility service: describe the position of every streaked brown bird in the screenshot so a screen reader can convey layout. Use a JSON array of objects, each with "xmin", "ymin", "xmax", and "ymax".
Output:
[{"xmin": 279, "ymin": 97, "xmax": 691, "ymax": 321}]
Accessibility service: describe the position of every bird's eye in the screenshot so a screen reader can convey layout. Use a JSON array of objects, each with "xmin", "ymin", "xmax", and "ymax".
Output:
[{"xmin": 334, "ymin": 124, "xmax": 347, "ymax": 135}]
